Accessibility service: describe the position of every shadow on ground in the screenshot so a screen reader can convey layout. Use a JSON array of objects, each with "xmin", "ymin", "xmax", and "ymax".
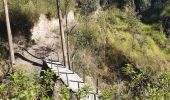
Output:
[{"xmin": 0, "ymin": 9, "xmax": 35, "ymax": 46}]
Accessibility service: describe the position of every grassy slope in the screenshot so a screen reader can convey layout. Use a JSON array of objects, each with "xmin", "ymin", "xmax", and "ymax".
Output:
[
  {"xmin": 0, "ymin": 1, "xmax": 169, "ymax": 98},
  {"xmin": 70, "ymin": 6, "xmax": 170, "ymax": 82},
  {"xmin": 68, "ymin": 6, "xmax": 170, "ymax": 98}
]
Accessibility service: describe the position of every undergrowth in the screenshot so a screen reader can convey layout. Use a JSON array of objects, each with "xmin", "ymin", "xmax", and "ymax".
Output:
[{"xmin": 69, "ymin": 5, "xmax": 170, "ymax": 99}]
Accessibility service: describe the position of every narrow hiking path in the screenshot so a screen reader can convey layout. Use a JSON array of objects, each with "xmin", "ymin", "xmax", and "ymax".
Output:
[
  {"xmin": 45, "ymin": 60, "xmax": 99, "ymax": 100},
  {"xmin": 14, "ymin": 13, "xmax": 99, "ymax": 100},
  {"xmin": 15, "ymin": 47, "xmax": 99, "ymax": 100}
]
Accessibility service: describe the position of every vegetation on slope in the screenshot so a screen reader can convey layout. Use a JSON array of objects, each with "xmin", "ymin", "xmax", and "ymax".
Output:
[
  {"xmin": 69, "ymin": 0, "xmax": 170, "ymax": 99},
  {"xmin": 0, "ymin": 0, "xmax": 170, "ymax": 99},
  {"xmin": 0, "ymin": 68, "xmax": 55, "ymax": 99}
]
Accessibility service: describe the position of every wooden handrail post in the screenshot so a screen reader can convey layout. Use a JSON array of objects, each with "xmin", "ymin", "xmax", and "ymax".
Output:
[
  {"xmin": 94, "ymin": 94, "xmax": 96, "ymax": 100},
  {"xmin": 57, "ymin": 50, "xmax": 59, "ymax": 62},
  {"xmin": 83, "ymin": 69, "xmax": 85, "ymax": 82},
  {"xmin": 51, "ymin": 58, "xmax": 52, "ymax": 68},
  {"xmin": 56, "ymin": 64, "xmax": 60, "ymax": 76},
  {"xmin": 96, "ymin": 79, "xmax": 99, "ymax": 95},
  {"xmin": 66, "ymin": 73, "xmax": 69, "ymax": 86},
  {"xmin": 3, "ymin": 0, "xmax": 15, "ymax": 67},
  {"xmin": 78, "ymin": 82, "xmax": 80, "ymax": 89},
  {"xmin": 72, "ymin": 62, "xmax": 74, "ymax": 71},
  {"xmin": 56, "ymin": 0, "xmax": 69, "ymax": 69}
]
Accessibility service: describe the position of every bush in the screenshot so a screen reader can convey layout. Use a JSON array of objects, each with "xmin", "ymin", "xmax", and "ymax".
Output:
[
  {"xmin": 99, "ymin": 86, "xmax": 116, "ymax": 100},
  {"xmin": 78, "ymin": 0, "xmax": 99, "ymax": 15},
  {"xmin": 0, "ymin": 69, "xmax": 55, "ymax": 99},
  {"xmin": 146, "ymin": 72, "xmax": 170, "ymax": 99},
  {"xmin": 0, "ymin": 0, "xmax": 57, "ymax": 44},
  {"xmin": 60, "ymin": 85, "xmax": 70, "ymax": 100},
  {"xmin": 76, "ymin": 85, "xmax": 92, "ymax": 99}
]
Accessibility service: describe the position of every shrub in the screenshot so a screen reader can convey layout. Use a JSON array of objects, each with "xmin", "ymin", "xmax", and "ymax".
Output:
[
  {"xmin": 146, "ymin": 72, "xmax": 170, "ymax": 99},
  {"xmin": 99, "ymin": 86, "xmax": 116, "ymax": 100},
  {"xmin": 76, "ymin": 85, "xmax": 92, "ymax": 99},
  {"xmin": 78, "ymin": 0, "xmax": 99, "ymax": 15},
  {"xmin": 60, "ymin": 85, "xmax": 70, "ymax": 100},
  {"xmin": 0, "ymin": 69, "xmax": 55, "ymax": 99}
]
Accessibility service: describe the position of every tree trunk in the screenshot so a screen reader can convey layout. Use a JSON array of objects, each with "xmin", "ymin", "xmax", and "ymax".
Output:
[
  {"xmin": 3, "ymin": 0, "xmax": 15, "ymax": 67},
  {"xmin": 56, "ymin": 0, "xmax": 69, "ymax": 68},
  {"xmin": 65, "ymin": 0, "xmax": 71, "ymax": 69}
]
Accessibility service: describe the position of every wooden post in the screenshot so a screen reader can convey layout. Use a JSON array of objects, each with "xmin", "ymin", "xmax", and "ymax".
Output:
[
  {"xmin": 66, "ymin": 30, "xmax": 71, "ymax": 70},
  {"xmin": 3, "ymin": 0, "xmax": 15, "ymax": 67},
  {"xmin": 72, "ymin": 61, "xmax": 74, "ymax": 71},
  {"xmin": 57, "ymin": 65, "xmax": 60, "ymax": 76},
  {"xmin": 96, "ymin": 79, "xmax": 99, "ymax": 95},
  {"xmin": 94, "ymin": 94, "xmax": 96, "ymax": 100},
  {"xmin": 64, "ymin": 0, "xmax": 71, "ymax": 70},
  {"xmin": 51, "ymin": 58, "xmax": 52, "ymax": 68},
  {"xmin": 57, "ymin": 50, "xmax": 59, "ymax": 62},
  {"xmin": 56, "ymin": 0, "xmax": 69, "ymax": 68},
  {"xmin": 78, "ymin": 82, "xmax": 80, "ymax": 89},
  {"xmin": 83, "ymin": 69, "xmax": 85, "ymax": 82},
  {"xmin": 66, "ymin": 73, "xmax": 69, "ymax": 86}
]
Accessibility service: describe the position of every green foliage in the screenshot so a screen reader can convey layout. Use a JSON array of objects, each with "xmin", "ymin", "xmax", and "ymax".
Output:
[
  {"xmin": 0, "ymin": 0, "xmax": 169, "ymax": 99},
  {"xmin": 60, "ymin": 85, "xmax": 70, "ymax": 100},
  {"xmin": 78, "ymin": 0, "xmax": 99, "ymax": 15},
  {"xmin": 128, "ymin": 72, "xmax": 147, "ymax": 87},
  {"xmin": 70, "ymin": 18, "xmax": 101, "ymax": 49},
  {"xmin": 39, "ymin": 70, "xmax": 55, "ymax": 98},
  {"xmin": 70, "ymin": 4, "xmax": 170, "ymax": 99},
  {"xmin": 126, "ymin": 4, "xmax": 140, "ymax": 34},
  {"xmin": 122, "ymin": 64, "xmax": 135, "ymax": 78},
  {"xmin": 0, "ymin": 69, "xmax": 55, "ymax": 99},
  {"xmin": 70, "ymin": 5, "xmax": 170, "ymax": 78},
  {"xmin": 139, "ymin": 0, "xmax": 170, "ymax": 36},
  {"xmin": 60, "ymin": 84, "xmax": 91, "ymax": 100},
  {"xmin": 60, "ymin": 0, "xmax": 76, "ymax": 14},
  {"xmin": 0, "ymin": 71, "xmax": 38, "ymax": 99},
  {"xmin": 161, "ymin": 5, "xmax": 170, "ymax": 17},
  {"xmin": 76, "ymin": 85, "xmax": 92, "ymax": 99},
  {"xmin": 0, "ymin": 0, "xmax": 56, "ymax": 21},
  {"xmin": 141, "ymin": 24, "xmax": 167, "ymax": 46},
  {"xmin": 99, "ymin": 86, "xmax": 116, "ymax": 100},
  {"xmin": 146, "ymin": 72, "xmax": 170, "ymax": 99},
  {"xmin": 0, "ymin": 0, "xmax": 58, "ymax": 44}
]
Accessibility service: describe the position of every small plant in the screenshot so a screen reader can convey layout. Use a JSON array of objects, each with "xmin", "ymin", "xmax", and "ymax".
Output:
[
  {"xmin": 79, "ymin": 0, "xmax": 99, "ymax": 15},
  {"xmin": 76, "ymin": 85, "xmax": 92, "ymax": 99},
  {"xmin": 0, "ymin": 69, "xmax": 55, "ymax": 99},
  {"xmin": 99, "ymin": 86, "xmax": 116, "ymax": 100},
  {"xmin": 0, "ymin": 70, "xmax": 39, "ymax": 99},
  {"xmin": 60, "ymin": 85, "xmax": 70, "ymax": 100},
  {"xmin": 146, "ymin": 72, "xmax": 170, "ymax": 99},
  {"xmin": 122, "ymin": 64, "xmax": 135, "ymax": 79},
  {"xmin": 39, "ymin": 69, "xmax": 55, "ymax": 99}
]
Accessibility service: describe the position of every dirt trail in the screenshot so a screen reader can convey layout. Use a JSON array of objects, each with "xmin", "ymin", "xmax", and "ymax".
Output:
[
  {"xmin": 15, "ymin": 11, "xmax": 75, "ymax": 72},
  {"xmin": 14, "ymin": 11, "xmax": 100, "ymax": 99}
]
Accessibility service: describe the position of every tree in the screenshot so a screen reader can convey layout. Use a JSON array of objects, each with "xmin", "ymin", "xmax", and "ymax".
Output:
[
  {"xmin": 126, "ymin": 0, "xmax": 140, "ymax": 49},
  {"xmin": 56, "ymin": 0, "xmax": 69, "ymax": 68},
  {"xmin": 3, "ymin": 0, "xmax": 15, "ymax": 67},
  {"xmin": 63, "ymin": 0, "xmax": 76, "ymax": 69},
  {"xmin": 64, "ymin": 0, "xmax": 71, "ymax": 69},
  {"xmin": 79, "ymin": 0, "xmax": 99, "ymax": 15}
]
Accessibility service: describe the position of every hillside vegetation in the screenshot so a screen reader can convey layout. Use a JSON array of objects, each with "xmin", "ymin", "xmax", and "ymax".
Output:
[{"xmin": 0, "ymin": 0, "xmax": 170, "ymax": 99}]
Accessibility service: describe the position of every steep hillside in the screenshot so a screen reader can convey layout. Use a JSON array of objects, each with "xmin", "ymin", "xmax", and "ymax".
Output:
[{"xmin": 0, "ymin": 0, "xmax": 170, "ymax": 99}]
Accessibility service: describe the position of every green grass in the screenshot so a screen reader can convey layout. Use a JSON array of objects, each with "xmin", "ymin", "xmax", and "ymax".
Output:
[
  {"xmin": 70, "ymin": 6, "xmax": 170, "ymax": 82},
  {"xmin": 0, "ymin": 0, "xmax": 57, "ymax": 21}
]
